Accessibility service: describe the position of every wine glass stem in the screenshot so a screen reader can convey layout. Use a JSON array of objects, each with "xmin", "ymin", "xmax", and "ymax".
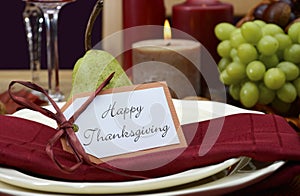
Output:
[
  {"xmin": 23, "ymin": 3, "xmax": 43, "ymax": 85},
  {"xmin": 44, "ymin": 9, "xmax": 60, "ymax": 96}
]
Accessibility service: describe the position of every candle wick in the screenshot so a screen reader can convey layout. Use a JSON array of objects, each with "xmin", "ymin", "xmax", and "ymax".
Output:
[{"xmin": 166, "ymin": 42, "xmax": 171, "ymax": 46}]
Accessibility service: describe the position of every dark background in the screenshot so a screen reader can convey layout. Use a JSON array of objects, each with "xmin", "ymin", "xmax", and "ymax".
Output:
[{"xmin": 0, "ymin": 0, "xmax": 102, "ymax": 70}]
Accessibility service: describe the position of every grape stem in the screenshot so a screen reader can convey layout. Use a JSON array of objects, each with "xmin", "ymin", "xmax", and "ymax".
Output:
[{"xmin": 236, "ymin": 0, "xmax": 274, "ymax": 27}]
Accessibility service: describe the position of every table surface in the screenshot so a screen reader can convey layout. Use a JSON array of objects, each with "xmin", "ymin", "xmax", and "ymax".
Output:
[
  {"xmin": 0, "ymin": 69, "xmax": 299, "ymax": 195},
  {"xmin": 0, "ymin": 69, "xmax": 73, "ymax": 99}
]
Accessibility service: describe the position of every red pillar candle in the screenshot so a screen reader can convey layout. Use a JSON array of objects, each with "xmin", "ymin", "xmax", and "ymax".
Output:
[
  {"xmin": 122, "ymin": 0, "xmax": 166, "ymax": 73},
  {"xmin": 172, "ymin": 0, "xmax": 233, "ymax": 63}
]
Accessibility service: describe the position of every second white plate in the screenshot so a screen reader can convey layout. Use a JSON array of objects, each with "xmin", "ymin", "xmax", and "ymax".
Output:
[
  {"xmin": 0, "ymin": 158, "xmax": 239, "ymax": 194},
  {"xmin": 0, "ymin": 161, "xmax": 285, "ymax": 196}
]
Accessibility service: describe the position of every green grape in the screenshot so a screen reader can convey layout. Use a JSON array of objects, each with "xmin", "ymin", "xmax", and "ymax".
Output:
[
  {"xmin": 220, "ymin": 70, "xmax": 237, "ymax": 85},
  {"xmin": 262, "ymin": 23, "xmax": 284, "ymax": 36},
  {"xmin": 226, "ymin": 62, "xmax": 246, "ymax": 81},
  {"xmin": 277, "ymin": 61, "xmax": 300, "ymax": 81},
  {"xmin": 230, "ymin": 48, "xmax": 241, "ymax": 62},
  {"xmin": 264, "ymin": 68, "xmax": 286, "ymax": 90},
  {"xmin": 276, "ymin": 82, "xmax": 297, "ymax": 103},
  {"xmin": 230, "ymin": 30, "xmax": 247, "ymax": 48},
  {"xmin": 240, "ymin": 21, "xmax": 262, "ymax": 44},
  {"xmin": 272, "ymin": 97, "xmax": 291, "ymax": 114},
  {"xmin": 258, "ymin": 82, "xmax": 276, "ymax": 105},
  {"xmin": 218, "ymin": 58, "xmax": 231, "ymax": 72},
  {"xmin": 230, "ymin": 48, "xmax": 237, "ymax": 58},
  {"xmin": 293, "ymin": 77, "xmax": 300, "ymax": 97},
  {"xmin": 246, "ymin": 61, "xmax": 266, "ymax": 81},
  {"xmin": 253, "ymin": 20, "xmax": 266, "ymax": 28},
  {"xmin": 217, "ymin": 40, "xmax": 232, "ymax": 58},
  {"xmin": 276, "ymin": 50, "xmax": 284, "ymax": 61},
  {"xmin": 237, "ymin": 43, "xmax": 258, "ymax": 64},
  {"xmin": 274, "ymin": 33, "xmax": 292, "ymax": 50},
  {"xmin": 284, "ymin": 44, "xmax": 300, "ymax": 64},
  {"xmin": 257, "ymin": 35, "xmax": 279, "ymax": 56},
  {"xmin": 230, "ymin": 28, "xmax": 241, "ymax": 36},
  {"xmin": 232, "ymin": 57, "xmax": 241, "ymax": 63},
  {"xmin": 288, "ymin": 22, "xmax": 300, "ymax": 43},
  {"xmin": 240, "ymin": 81, "xmax": 259, "ymax": 108},
  {"xmin": 229, "ymin": 84, "xmax": 241, "ymax": 101},
  {"xmin": 259, "ymin": 54, "xmax": 279, "ymax": 68},
  {"xmin": 214, "ymin": 22, "xmax": 236, "ymax": 41}
]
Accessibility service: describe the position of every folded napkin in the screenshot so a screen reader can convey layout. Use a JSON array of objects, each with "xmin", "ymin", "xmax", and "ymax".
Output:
[
  {"xmin": 0, "ymin": 89, "xmax": 47, "ymax": 114},
  {"xmin": 0, "ymin": 112, "xmax": 299, "ymax": 183},
  {"xmin": 229, "ymin": 161, "xmax": 300, "ymax": 195}
]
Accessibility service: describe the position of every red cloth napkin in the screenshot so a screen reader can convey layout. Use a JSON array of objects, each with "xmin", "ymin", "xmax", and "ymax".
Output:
[
  {"xmin": 228, "ymin": 162, "xmax": 300, "ymax": 195},
  {"xmin": 0, "ymin": 89, "xmax": 47, "ymax": 114},
  {"xmin": 0, "ymin": 112, "xmax": 299, "ymax": 183}
]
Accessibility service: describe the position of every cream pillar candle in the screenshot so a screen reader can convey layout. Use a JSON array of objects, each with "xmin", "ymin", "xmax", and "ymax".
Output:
[
  {"xmin": 102, "ymin": 0, "xmax": 123, "ymax": 63},
  {"xmin": 132, "ymin": 39, "xmax": 201, "ymax": 98}
]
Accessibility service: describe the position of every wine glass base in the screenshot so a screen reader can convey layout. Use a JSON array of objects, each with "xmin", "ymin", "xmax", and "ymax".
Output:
[
  {"xmin": 47, "ymin": 91, "xmax": 65, "ymax": 103},
  {"xmin": 30, "ymin": 89, "xmax": 44, "ymax": 98},
  {"xmin": 31, "ymin": 89, "xmax": 65, "ymax": 103}
]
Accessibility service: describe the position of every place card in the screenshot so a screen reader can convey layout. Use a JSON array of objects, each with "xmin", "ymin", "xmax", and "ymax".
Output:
[{"xmin": 61, "ymin": 82, "xmax": 186, "ymax": 163}]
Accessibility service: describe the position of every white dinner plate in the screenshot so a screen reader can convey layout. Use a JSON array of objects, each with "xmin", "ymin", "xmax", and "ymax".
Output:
[
  {"xmin": 0, "ymin": 158, "xmax": 239, "ymax": 194},
  {"xmin": 0, "ymin": 161, "xmax": 285, "ymax": 196},
  {"xmin": 153, "ymin": 161, "xmax": 285, "ymax": 196}
]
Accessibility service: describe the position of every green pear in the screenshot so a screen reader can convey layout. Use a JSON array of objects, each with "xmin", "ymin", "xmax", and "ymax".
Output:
[{"xmin": 69, "ymin": 50, "xmax": 132, "ymax": 99}]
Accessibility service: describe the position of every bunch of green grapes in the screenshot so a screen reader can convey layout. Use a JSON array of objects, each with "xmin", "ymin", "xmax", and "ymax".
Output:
[{"xmin": 215, "ymin": 21, "xmax": 300, "ymax": 113}]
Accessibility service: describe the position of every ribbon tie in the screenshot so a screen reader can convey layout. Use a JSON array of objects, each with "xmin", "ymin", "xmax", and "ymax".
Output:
[
  {"xmin": 8, "ymin": 73, "xmax": 114, "ymax": 172},
  {"xmin": 8, "ymin": 73, "xmax": 146, "ymax": 179}
]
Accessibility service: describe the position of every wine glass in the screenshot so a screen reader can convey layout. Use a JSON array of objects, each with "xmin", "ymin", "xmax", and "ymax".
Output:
[
  {"xmin": 23, "ymin": 2, "xmax": 43, "ymax": 87},
  {"xmin": 24, "ymin": 0, "xmax": 75, "ymax": 102}
]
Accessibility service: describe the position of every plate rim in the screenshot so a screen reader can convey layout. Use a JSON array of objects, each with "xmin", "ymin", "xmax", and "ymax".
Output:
[
  {"xmin": 0, "ymin": 161, "xmax": 286, "ymax": 196},
  {"xmin": 153, "ymin": 160, "xmax": 286, "ymax": 196},
  {"xmin": 0, "ymin": 158, "xmax": 239, "ymax": 194}
]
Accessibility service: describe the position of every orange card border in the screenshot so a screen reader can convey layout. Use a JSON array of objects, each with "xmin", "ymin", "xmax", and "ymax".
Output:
[{"xmin": 61, "ymin": 81, "xmax": 187, "ymax": 164}]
